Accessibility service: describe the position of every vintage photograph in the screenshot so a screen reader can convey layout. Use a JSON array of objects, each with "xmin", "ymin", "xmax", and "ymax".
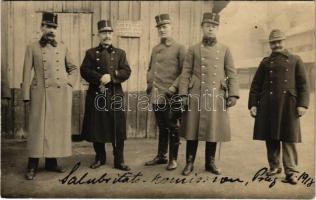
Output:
[{"xmin": 1, "ymin": 0, "xmax": 315, "ymax": 198}]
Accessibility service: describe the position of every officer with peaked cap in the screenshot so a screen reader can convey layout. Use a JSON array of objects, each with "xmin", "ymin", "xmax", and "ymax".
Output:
[
  {"xmin": 248, "ymin": 29, "xmax": 309, "ymax": 185},
  {"xmin": 178, "ymin": 12, "xmax": 239, "ymax": 176},
  {"xmin": 81, "ymin": 20, "xmax": 131, "ymax": 171},
  {"xmin": 145, "ymin": 14, "xmax": 186, "ymax": 170},
  {"xmin": 22, "ymin": 12, "xmax": 78, "ymax": 180}
]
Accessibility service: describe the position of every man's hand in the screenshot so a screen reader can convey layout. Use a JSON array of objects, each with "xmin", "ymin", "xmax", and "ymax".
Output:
[
  {"xmin": 146, "ymin": 85, "xmax": 152, "ymax": 95},
  {"xmin": 226, "ymin": 96, "xmax": 237, "ymax": 107},
  {"xmin": 100, "ymin": 74, "xmax": 111, "ymax": 85},
  {"xmin": 164, "ymin": 86, "xmax": 177, "ymax": 98},
  {"xmin": 250, "ymin": 106, "xmax": 257, "ymax": 118},
  {"xmin": 297, "ymin": 107, "xmax": 307, "ymax": 117}
]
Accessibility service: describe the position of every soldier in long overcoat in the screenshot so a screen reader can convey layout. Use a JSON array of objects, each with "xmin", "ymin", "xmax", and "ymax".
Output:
[
  {"xmin": 248, "ymin": 29, "xmax": 309, "ymax": 184},
  {"xmin": 80, "ymin": 20, "xmax": 131, "ymax": 171},
  {"xmin": 178, "ymin": 12, "xmax": 239, "ymax": 176},
  {"xmin": 22, "ymin": 12, "xmax": 78, "ymax": 180},
  {"xmin": 144, "ymin": 14, "xmax": 186, "ymax": 170}
]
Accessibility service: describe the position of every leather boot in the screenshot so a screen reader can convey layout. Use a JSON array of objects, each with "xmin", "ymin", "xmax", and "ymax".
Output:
[
  {"xmin": 113, "ymin": 141, "xmax": 131, "ymax": 171},
  {"xmin": 182, "ymin": 140, "xmax": 198, "ymax": 176},
  {"xmin": 205, "ymin": 142, "xmax": 221, "ymax": 175},
  {"xmin": 166, "ymin": 130, "xmax": 180, "ymax": 170}
]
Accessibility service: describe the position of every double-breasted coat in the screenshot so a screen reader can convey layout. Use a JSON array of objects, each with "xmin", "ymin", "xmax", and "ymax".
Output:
[
  {"xmin": 22, "ymin": 41, "xmax": 78, "ymax": 157},
  {"xmin": 248, "ymin": 50, "xmax": 309, "ymax": 142},
  {"xmin": 80, "ymin": 44, "xmax": 131, "ymax": 143},
  {"xmin": 178, "ymin": 41, "xmax": 239, "ymax": 142}
]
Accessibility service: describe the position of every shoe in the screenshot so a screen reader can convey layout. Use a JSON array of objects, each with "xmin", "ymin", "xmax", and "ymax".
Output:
[
  {"xmin": 205, "ymin": 162, "xmax": 221, "ymax": 175},
  {"xmin": 267, "ymin": 167, "xmax": 282, "ymax": 176},
  {"xmin": 114, "ymin": 163, "xmax": 131, "ymax": 171},
  {"xmin": 282, "ymin": 174, "xmax": 298, "ymax": 185},
  {"xmin": 90, "ymin": 160, "xmax": 105, "ymax": 169},
  {"xmin": 166, "ymin": 160, "xmax": 178, "ymax": 170},
  {"xmin": 182, "ymin": 162, "xmax": 194, "ymax": 176},
  {"xmin": 145, "ymin": 156, "xmax": 168, "ymax": 166},
  {"xmin": 25, "ymin": 168, "xmax": 36, "ymax": 180},
  {"xmin": 45, "ymin": 165, "xmax": 66, "ymax": 173}
]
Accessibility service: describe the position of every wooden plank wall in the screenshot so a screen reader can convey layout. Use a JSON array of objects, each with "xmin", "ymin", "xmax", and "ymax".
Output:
[{"xmin": 1, "ymin": 1, "xmax": 214, "ymax": 139}]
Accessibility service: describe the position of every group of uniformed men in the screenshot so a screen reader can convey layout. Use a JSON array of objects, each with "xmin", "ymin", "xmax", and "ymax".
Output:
[{"xmin": 21, "ymin": 11, "xmax": 309, "ymax": 185}]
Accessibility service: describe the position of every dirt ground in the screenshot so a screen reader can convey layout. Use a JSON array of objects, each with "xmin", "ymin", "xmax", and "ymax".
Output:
[{"xmin": 1, "ymin": 90, "xmax": 315, "ymax": 198}]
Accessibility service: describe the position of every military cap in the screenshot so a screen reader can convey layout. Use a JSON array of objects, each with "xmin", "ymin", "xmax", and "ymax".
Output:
[
  {"xmin": 155, "ymin": 14, "xmax": 171, "ymax": 27},
  {"xmin": 97, "ymin": 20, "xmax": 113, "ymax": 32},
  {"xmin": 42, "ymin": 12, "xmax": 58, "ymax": 27},
  {"xmin": 201, "ymin": 12, "xmax": 220, "ymax": 25},
  {"xmin": 269, "ymin": 29, "xmax": 286, "ymax": 42}
]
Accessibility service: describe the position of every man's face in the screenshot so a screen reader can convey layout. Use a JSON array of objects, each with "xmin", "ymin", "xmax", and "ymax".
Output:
[
  {"xmin": 157, "ymin": 24, "xmax": 172, "ymax": 38},
  {"xmin": 41, "ymin": 24, "xmax": 57, "ymax": 40},
  {"xmin": 270, "ymin": 40, "xmax": 284, "ymax": 52},
  {"xmin": 98, "ymin": 31, "xmax": 113, "ymax": 45},
  {"xmin": 202, "ymin": 22, "xmax": 218, "ymax": 38}
]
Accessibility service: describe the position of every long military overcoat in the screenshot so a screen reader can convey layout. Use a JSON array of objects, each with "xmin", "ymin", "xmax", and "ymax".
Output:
[
  {"xmin": 178, "ymin": 41, "xmax": 239, "ymax": 142},
  {"xmin": 248, "ymin": 50, "xmax": 309, "ymax": 142},
  {"xmin": 22, "ymin": 41, "xmax": 78, "ymax": 157},
  {"xmin": 80, "ymin": 44, "xmax": 131, "ymax": 143}
]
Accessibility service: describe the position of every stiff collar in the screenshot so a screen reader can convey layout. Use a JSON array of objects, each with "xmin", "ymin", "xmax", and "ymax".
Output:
[
  {"xmin": 97, "ymin": 43, "xmax": 114, "ymax": 53},
  {"xmin": 160, "ymin": 37, "xmax": 174, "ymax": 47},
  {"xmin": 270, "ymin": 49, "xmax": 290, "ymax": 58},
  {"xmin": 202, "ymin": 36, "xmax": 217, "ymax": 47},
  {"xmin": 39, "ymin": 36, "xmax": 57, "ymax": 47}
]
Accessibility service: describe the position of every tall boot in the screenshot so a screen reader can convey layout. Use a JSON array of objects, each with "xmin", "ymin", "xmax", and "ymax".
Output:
[
  {"xmin": 205, "ymin": 142, "xmax": 221, "ymax": 175},
  {"xmin": 166, "ymin": 130, "xmax": 180, "ymax": 170},
  {"xmin": 145, "ymin": 128, "xmax": 168, "ymax": 166},
  {"xmin": 113, "ymin": 140, "xmax": 131, "ymax": 171},
  {"xmin": 182, "ymin": 140, "xmax": 198, "ymax": 176}
]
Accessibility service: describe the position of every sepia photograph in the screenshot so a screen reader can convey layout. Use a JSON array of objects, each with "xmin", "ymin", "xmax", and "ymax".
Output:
[{"xmin": 1, "ymin": 0, "xmax": 315, "ymax": 198}]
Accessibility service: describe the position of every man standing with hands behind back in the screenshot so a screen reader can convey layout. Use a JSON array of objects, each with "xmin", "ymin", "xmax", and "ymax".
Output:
[{"xmin": 248, "ymin": 29, "xmax": 309, "ymax": 185}]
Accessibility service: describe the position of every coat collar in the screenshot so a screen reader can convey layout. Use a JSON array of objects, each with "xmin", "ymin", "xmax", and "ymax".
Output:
[
  {"xmin": 270, "ymin": 49, "xmax": 290, "ymax": 58},
  {"xmin": 97, "ymin": 43, "xmax": 115, "ymax": 53},
  {"xmin": 160, "ymin": 37, "xmax": 174, "ymax": 47}
]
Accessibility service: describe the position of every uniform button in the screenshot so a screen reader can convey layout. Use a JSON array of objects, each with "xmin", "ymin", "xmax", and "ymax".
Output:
[
  {"xmin": 285, "ymin": 69, "xmax": 289, "ymax": 72},
  {"xmin": 97, "ymin": 67, "xmax": 100, "ymax": 69},
  {"xmin": 283, "ymin": 91, "xmax": 287, "ymax": 94},
  {"xmin": 270, "ymin": 91, "xmax": 273, "ymax": 95},
  {"xmin": 201, "ymin": 65, "xmax": 205, "ymax": 68},
  {"xmin": 216, "ymin": 57, "xmax": 219, "ymax": 60},
  {"xmin": 201, "ymin": 57, "xmax": 205, "ymax": 61},
  {"xmin": 269, "ymin": 70, "xmax": 273, "ymax": 73},
  {"xmin": 214, "ymin": 65, "xmax": 217, "ymax": 68},
  {"xmin": 201, "ymin": 81, "xmax": 205, "ymax": 84},
  {"xmin": 96, "ymin": 58, "xmax": 100, "ymax": 61},
  {"xmin": 154, "ymin": 72, "xmax": 157, "ymax": 74},
  {"xmin": 270, "ymin": 61, "xmax": 274, "ymax": 64},
  {"xmin": 270, "ymin": 81, "xmax": 273, "ymax": 84},
  {"xmin": 96, "ymin": 51, "xmax": 99, "ymax": 54},
  {"xmin": 111, "ymin": 58, "xmax": 114, "ymax": 60},
  {"xmin": 286, "ymin": 60, "xmax": 289, "ymax": 63},
  {"xmin": 212, "ymin": 81, "xmax": 216, "ymax": 84},
  {"xmin": 96, "ymin": 92, "xmax": 98, "ymax": 94},
  {"xmin": 213, "ymin": 73, "xmax": 217, "ymax": 76},
  {"xmin": 284, "ymin": 80, "xmax": 288, "ymax": 83},
  {"xmin": 202, "ymin": 73, "xmax": 205, "ymax": 76},
  {"xmin": 110, "ymin": 66, "xmax": 113, "ymax": 69},
  {"xmin": 112, "ymin": 51, "xmax": 116, "ymax": 54}
]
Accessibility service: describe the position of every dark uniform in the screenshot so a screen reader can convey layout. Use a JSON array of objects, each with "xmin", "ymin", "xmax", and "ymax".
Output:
[
  {"xmin": 248, "ymin": 29, "xmax": 309, "ymax": 181},
  {"xmin": 145, "ymin": 14, "xmax": 186, "ymax": 169},
  {"xmin": 80, "ymin": 20, "xmax": 131, "ymax": 170}
]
